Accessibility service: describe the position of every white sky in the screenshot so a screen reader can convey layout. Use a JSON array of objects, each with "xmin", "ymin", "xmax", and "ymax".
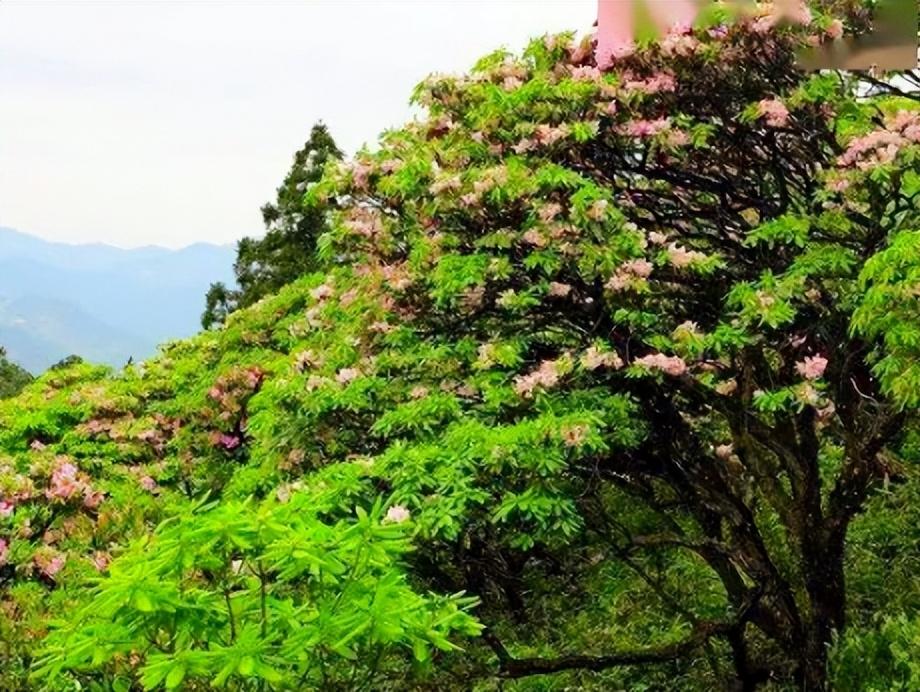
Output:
[{"xmin": 0, "ymin": 0, "xmax": 595, "ymax": 248}]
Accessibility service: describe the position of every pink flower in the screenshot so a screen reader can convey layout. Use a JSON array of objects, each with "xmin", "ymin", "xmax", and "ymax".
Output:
[
  {"xmin": 648, "ymin": 231, "xmax": 668, "ymax": 245},
  {"xmin": 826, "ymin": 19, "xmax": 844, "ymax": 40},
  {"xmin": 82, "ymin": 487, "xmax": 105, "ymax": 509},
  {"xmin": 30, "ymin": 440, "xmax": 46, "ymax": 452},
  {"xmin": 666, "ymin": 242, "xmax": 706, "ymax": 268},
  {"xmin": 796, "ymin": 355, "xmax": 828, "ymax": 380},
  {"xmin": 757, "ymin": 99, "xmax": 790, "ymax": 128},
  {"xmin": 512, "ymin": 138, "xmax": 536, "ymax": 154},
  {"xmin": 384, "ymin": 505, "xmax": 411, "ymax": 524},
  {"xmin": 46, "ymin": 461, "xmax": 83, "ymax": 501},
  {"xmin": 580, "ymin": 346, "xmax": 623, "ymax": 371},
  {"xmin": 336, "ymin": 367, "xmax": 361, "ymax": 384},
  {"xmin": 625, "ymin": 72, "xmax": 677, "ymax": 94},
  {"xmin": 34, "ymin": 551, "xmax": 66, "ymax": 578},
  {"xmin": 586, "ymin": 199, "xmax": 609, "ymax": 221},
  {"xmin": 535, "ymin": 124, "xmax": 570, "ymax": 146},
  {"xmin": 429, "ymin": 175, "xmax": 463, "ymax": 195},
  {"xmin": 827, "ymin": 177, "xmax": 850, "ymax": 193},
  {"xmin": 513, "ymin": 359, "xmax": 565, "ymax": 398},
  {"xmin": 350, "ymin": 161, "xmax": 374, "ymax": 190},
  {"xmin": 310, "ymin": 283, "xmax": 334, "ymax": 301},
  {"xmin": 538, "ymin": 202, "xmax": 564, "ymax": 223},
  {"xmin": 715, "ymin": 443, "xmax": 734, "ymax": 460},
  {"xmin": 571, "ymin": 65, "xmax": 601, "ymax": 82},
  {"xmin": 788, "ymin": 2, "xmax": 813, "ymax": 25},
  {"xmin": 715, "ymin": 379, "xmax": 738, "ymax": 396},
  {"xmin": 92, "ymin": 551, "xmax": 110, "ymax": 572},
  {"xmin": 605, "ymin": 258, "xmax": 653, "ymax": 292},
  {"xmin": 522, "ymin": 229, "xmax": 547, "ymax": 247},
  {"xmin": 139, "ymin": 475, "xmax": 158, "ymax": 492},
  {"xmin": 218, "ymin": 434, "xmax": 241, "ymax": 451},
  {"xmin": 561, "ymin": 424, "xmax": 589, "ymax": 447},
  {"xmin": 635, "ymin": 353, "xmax": 688, "ymax": 377},
  {"xmin": 0, "ymin": 500, "xmax": 14, "ymax": 518},
  {"xmin": 379, "ymin": 158, "xmax": 403, "ymax": 174},
  {"xmin": 409, "ymin": 385, "xmax": 430, "ymax": 399},
  {"xmin": 503, "ymin": 75, "xmax": 523, "ymax": 91},
  {"xmin": 621, "ymin": 118, "xmax": 671, "ymax": 138},
  {"xmin": 547, "ymin": 282, "xmax": 572, "ymax": 298},
  {"xmin": 665, "ymin": 129, "xmax": 691, "ymax": 148}
]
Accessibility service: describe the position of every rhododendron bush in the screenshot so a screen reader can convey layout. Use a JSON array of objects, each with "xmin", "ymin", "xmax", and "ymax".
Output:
[{"xmin": 2, "ymin": 2, "xmax": 920, "ymax": 690}]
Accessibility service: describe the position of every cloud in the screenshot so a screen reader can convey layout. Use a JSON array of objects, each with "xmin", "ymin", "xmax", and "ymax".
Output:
[{"xmin": 0, "ymin": 1, "xmax": 595, "ymax": 248}]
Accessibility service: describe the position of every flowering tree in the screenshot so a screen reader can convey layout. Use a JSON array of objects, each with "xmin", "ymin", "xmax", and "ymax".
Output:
[
  {"xmin": 297, "ymin": 3, "xmax": 918, "ymax": 687},
  {"xmin": 2, "ymin": 2, "xmax": 920, "ymax": 691}
]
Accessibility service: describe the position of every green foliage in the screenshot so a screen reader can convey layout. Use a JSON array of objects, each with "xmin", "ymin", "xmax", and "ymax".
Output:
[
  {"xmin": 35, "ymin": 491, "xmax": 480, "ymax": 690},
  {"xmin": 2, "ymin": 6, "xmax": 920, "ymax": 692}
]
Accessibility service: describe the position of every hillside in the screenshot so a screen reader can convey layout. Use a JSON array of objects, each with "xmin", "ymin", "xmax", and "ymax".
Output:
[
  {"xmin": 0, "ymin": 227, "xmax": 236, "ymax": 371},
  {"xmin": 1, "ymin": 8, "xmax": 920, "ymax": 691}
]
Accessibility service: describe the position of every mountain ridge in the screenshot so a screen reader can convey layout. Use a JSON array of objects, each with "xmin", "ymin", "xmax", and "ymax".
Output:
[{"xmin": 0, "ymin": 226, "xmax": 237, "ymax": 372}]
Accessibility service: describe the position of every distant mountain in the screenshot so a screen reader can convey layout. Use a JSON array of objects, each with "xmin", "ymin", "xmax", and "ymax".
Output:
[{"xmin": 0, "ymin": 227, "xmax": 236, "ymax": 373}]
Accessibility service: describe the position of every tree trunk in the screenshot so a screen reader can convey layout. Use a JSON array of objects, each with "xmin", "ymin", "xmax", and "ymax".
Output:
[{"xmin": 798, "ymin": 534, "xmax": 847, "ymax": 691}]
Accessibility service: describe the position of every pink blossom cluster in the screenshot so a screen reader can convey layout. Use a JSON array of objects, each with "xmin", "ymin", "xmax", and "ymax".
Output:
[
  {"xmin": 534, "ymin": 123, "xmax": 571, "ymax": 146},
  {"xmin": 580, "ymin": 345, "xmax": 623, "ymax": 371},
  {"xmin": 429, "ymin": 174, "xmax": 463, "ymax": 195},
  {"xmin": 620, "ymin": 118, "xmax": 671, "ymax": 138},
  {"xmin": 335, "ymin": 367, "xmax": 361, "ymax": 384},
  {"xmin": 757, "ymin": 99, "xmax": 790, "ymax": 128},
  {"xmin": 207, "ymin": 367, "xmax": 264, "ymax": 417},
  {"xmin": 586, "ymin": 199, "xmax": 609, "ymax": 221},
  {"xmin": 715, "ymin": 443, "xmax": 734, "ymax": 460},
  {"xmin": 634, "ymin": 352, "xmax": 688, "ymax": 377},
  {"xmin": 666, "ymin": 242, "xmax": 707, "ymax": 268},
  {"xmin": 139, "ymin": 475, "xmax": 159, "ymax": 491},
  {"xmin": 561, "ymin": 423, "xmax": 589, "ymax": 447},
  {"xmin": 384, "ymin": 504, "xmax": 411, "ymax": 524},
  {"xmin": 838, "ymin": 112, "xmax": 920, "ymax": 170},
  {"xmin": 44, "ymin": 459, "xmax": 104, "ymax": 509},
  {"xmin": 522, "ymin": 229, "xmax": 548, "ymax": 247},
  {"xmin": 623, "ymin": 71, "xmax": 677, "ymax": 95},
  {"xmin": 825, "ymin": 19, "xmax": 844, "ymax": 40},
  {"xmin": 605, "ymin": 258, "xmax": 654, "ymax": 292},
  {"xmin": 34, "ymin": 549, "xmax": 66, "ymax": 579},
  {"xmin": 513, "ymin": 358, "xmax": 565, "ymax": 398},
  {"xmin": 380, "ymin": 263, "xmax": 413, "ymax": 291},
  {"xmin": 795, "ymin": 355, "xmax": 828, "ymax": 380},
  {"xmin": 547, "ymin": 281, "xmax": 572, "ymax": 298},
  {"xmin": 348, "ymin": 160, "xmax": 375, "ymax": 191},
  {"xmin": 750, "ymin": 2, "xmax": 812, "ymax": 33},
  {"xmin": 92, "ymin": 551, "xmax": 111, "ymax": 572},
  {"xmin": 660, "ymin": 30, "xmax": 701, "ymax": 57},
  {"xmin": 343, "ymin": 208, "xmax": 385, "ymax": 239},
  {"xmin": 570, "ymin": 65, "xmax": 601, "ymax": 82},
  {"xmin": 538, "ymin": 202, "xmax": 564, "ymax": 223}
]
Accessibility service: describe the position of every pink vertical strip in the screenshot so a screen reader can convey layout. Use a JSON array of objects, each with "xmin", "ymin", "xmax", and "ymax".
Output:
[
  {"xmin": 596, "ymin": 1, "xmax": 700, "ymax": 68},
  {"xmin": 596, "ymin": 1, "xmax": 634, "ymax": 69}
]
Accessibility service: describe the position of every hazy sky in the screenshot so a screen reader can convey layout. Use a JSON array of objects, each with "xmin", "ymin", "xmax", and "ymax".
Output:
[{"xmin": 0, "ymin": 1, "xmax": 595, "ymax": 248}]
